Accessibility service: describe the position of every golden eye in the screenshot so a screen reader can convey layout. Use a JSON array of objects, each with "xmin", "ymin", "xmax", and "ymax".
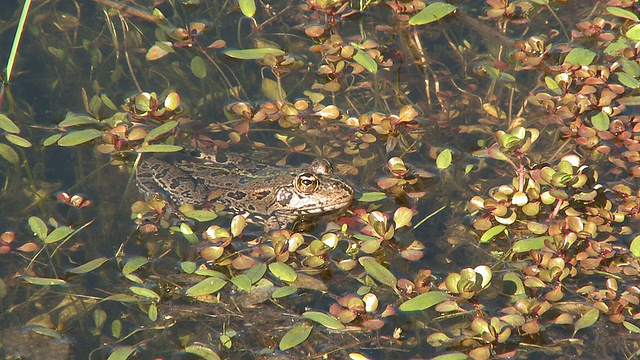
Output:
[{"xmin": 295, "ymin": 172, "xmax": 319, "ymax": 194}]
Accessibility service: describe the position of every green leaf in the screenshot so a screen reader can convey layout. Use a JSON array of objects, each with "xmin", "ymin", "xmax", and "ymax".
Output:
[
  {"xmin": 630, "ymin": 235, "xmax": 640, "ymax": 257},
  {"xmin": 185, "ymin": 277, "xmax": 227, "ymax": 296},
  {"xmin": 502, "ymin": 272, "xmax": 526, "ymax": 296},
  {"xmin": 101, "ymin": 94, "xmax": 118, "ymax": 111},
  {"xmin": 144, "ymin": 120, "xmax": 178, "ymax": 142},
  {"xmin": 181, "ymin": 261, "xmax": 197, "ymax": 274},
  {"xmin": 43, "ymin": 226, "xmax": 74, "ymax": 244},
  {"xmin": 512, "ymin": 236, "xmax": 551, "ymax": 253},
  {"xmin": 272, "ymin": 286, "xmax": 297, "ymax": 298},
  {"xmin": 5, "ymin": 133, "xmax": 32, "ymax": 148},
  {"xmin": 431, "ymin": 353, "xmax": 469, "ymax": 360},
  {"xmin": 191, "ymin": 56, "xmax": 207, "ymax": 79},
  {"xmin": 0, "ymin": 113, "xmax": 20, "ymax": 133},
  {"xmin": 607, "ymin": 7, "xmax": 639, "ymax": 22},
  {"xmin": 245, "ymin": 262, "xmax": 267, "ymax": 283},
  {"xmin": 58, "ymin": 129, "xmax": 103, "ymax": 146},
  {"xmin": 268, "ymin": 262, "xmax": 298, "ymax": 282},
  {"xmin": 58, "ymin": 112, "xmax": 99, "ymax": 127},
  {"xmin": 225, "ymin": 48, "xmax": 285, "ymax": 60},
  {"xmin": 30, "ymin": 326, "xmax": 62, "ymax": 339},
  {"xmin": 279, "ymin": 323, "xmax": 312, "ymax": 350},
  {"xmin": 129, "ymin": 286, "xmax": 160, "ymax": 300},
  {"xmin": 399, "ymin": 291, "xmax": 448, "ymax": 311},
  {"xmin": 591, "ymin": 111, "xmax": 610, "ymax": 131},
  {"xmin": 358, "ymin": 192, "xmax": 387, "ymax": 202},
  {"xmin": 136, "ymin": 144, "xmax": 183, "ymax": 153},
  {"xmin": 107, "ymin": 346, "xmax": 136, "ymax": 360},
  {"xmin": 22, "ymin": 276, "xmax": 67, "ymax": 286},
  {"xmin": 184, "ymin": 344, "xmax": 221, "ymax": 360},
  {"xmin": 69, "ymin": 257, "xmax": 109, "ymax": 274},
  {"xmin": 43, "ymin": 134, "xmax": 62, "ymax": 147},
  {"xmin": 409, "ymin": 2, "xmax": 457, "ymax": 25},
  {"xmin": 573, "ymin": 308, "xmax": 599, "ymax": 336},
  {"xmin": 0, "ymin": 143, "xmax": 18, "ymax": 164},
  {"xmin": 122, "ymin": 257, "xmax": 149, "ymax": 275},
  {"xmin": 627, "ymin": 24, "xmax": 640, "ymax": 42},
  {"xmin": 238, "ymin": 0, "xmax": 256, "ymax": 17},
  {"xmin": 436, "ymin": 148, "xmax": 452, "ymax": 169},
  {"xmin": 302, "ymin": 311, "xmax": 345, "ymax": 330},
  {"xmin": 262, "ymin": 78, "xmax": 283, "ymax": 101},
  {"xmin": 359, "ymin": 257, "xmax": 397, "ymax": 290},
  {"xmin": 544, "ymin": 76, "xmax": 561, "ymax": 94},
  {"xmin": 617, "ymin": 72, "xmax": 640, "ymax": 89},
  {"xmin": 28, "ymin": 217, "xmax": 48, "ymax": 239},
  {"xmin": 623, "ymin": 321, "xmax": 640, "ymax": 334},
  {"xmin": 480, "ymin": 225, "xmax": 506, "ymax": 243},
  {"xmin": 230, "ymin": 274, "xmax": 252, "ymax": 291},
  {"xmin": 353, "ymin": 49, "xmax": 378, "ymax": 73},
  {"xmin": 393, "ymin": 207, "xmax": 413, "ymax": 229},
  {"xmin": 564, "ymin": 48, "xmax": 596, "ymax": 66}
]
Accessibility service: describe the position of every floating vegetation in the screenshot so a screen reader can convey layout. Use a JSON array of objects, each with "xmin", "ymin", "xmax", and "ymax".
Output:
[{"xmin": 0, "ymin": 0, "xmax": 639, "ymax": 359}]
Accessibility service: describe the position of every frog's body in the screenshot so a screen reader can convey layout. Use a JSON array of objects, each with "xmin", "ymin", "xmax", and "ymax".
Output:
[{"xmin": 136, "ymin": 150, "xmax": 354, "ymax": 229}]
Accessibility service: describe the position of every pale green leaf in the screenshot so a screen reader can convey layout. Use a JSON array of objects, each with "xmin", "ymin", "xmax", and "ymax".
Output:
[
  {"xmin": 502, "ymin": 272, "xmax": 526, "ymax": 296},
  {"xmin": 512, "ymin": 236, "xmax": 551, "ymax": 253},
  {"xmin": 129, "ymin": 286, "xmax": 160, "ymax": 300},
  {"xmin": 359, "ymin": 257, "xmax": 397, "ymax": 289},
  {"xmin": 43, "ymin": 134, "xmax": 62, "ymax": 147},
  {"xmin": 436, "ymin": 148, "xmax": 452, "ymax": 169},
  {"xmin": 22, "ymin": 276, "xmax": 67, "ymax": 286},
  {"xmin": 302, "ymin": 311, "xmax": 345, "ymax": 330},
  {"xmin": 617, "ymin": 72, "xmax": 640, "ymax": 89},
  {"xmin": 144, "ymin": 120, "xmax": 178, "ymax": 142},
  {"xmin": 591, "ymin": 111, "xmax": 610, "ymax": 131},
  {"xmin": 28, "ymin": 216, "xmax": 49, "ymax": 240},
  {"xmin": 238, "ymin": 0, "xmax": 256, "ymax": 17},
  {"xmin": 0, "ymin": 113, "xmax": 20, "ymax": 133},
  {"xmin": 191, "ymin": 56, "xmax": 207, "ymax": 79},
  {"xmin": 122, "ymin": 257, "xmax": 149, "ymax": 275},
  {"xmin": 272, "ymin": 286, "xmax": 297, "ymax": 298},
  {"xmin": 268, "ymin": 262, "xmax": 298, "ymax": 282},
  {"xmin": 0, "ymin": 143, "xmax": 18, "ymax": 164},
  {"xmin": 43, "ymin": 226, "xmax": 74, "ymax": 244},
  {"xmin": 630, "ymin": 235, "xmax": 640, "ymax": 257},
  {"xmin": 573, "ymin": 308, "xmax": 599, "ymax": 336},
  {"xmin": 107, "ymin": 346, "xmax": 136, "ymax": 360},
  {"xmin": 58, "ymin": 129, "xmax": 103, "ymax": 146},
  {"xmin": 5, "ymin": 133, "xmax": 32, "ymax": 148},
  {"xmin": 136, "ymin": 144, "xmax": 183, "ymax": 153},
  {"xmin": 353, "ymin": 49, "xmax": 377, "ymax": 73},
  {"xmin": 623, "ymin": 321, "xmax": 640, "ymax": 334},
  {"xmin": 279, "ymin": 323, "xmax": 312, "ymax": 350},
  {"xmin": 230, "ymin": 274, "xmax": 252, "ymax": 291},
  {"xmin": 69, "ymin": 257, "xmax": 109, "ymax": 274},
  {"xmin": 399, "ymin": 291, "xmax": 448, "ymax": 311},
  {"xmin": 564, "ymin": 48, "xmax": 596, "ymax": 66},
  {"xmin": 358, "ymin": 192, "xmax": 387, "ymax": 202},
  {"xmin": 480, "ymin": 225, "xmax": 506, "ymax": 243},
  {"xmin": 627, "ymin": 24, "xmax": 640, "ymax": 41},
  {"xmin": 607, "ymin": 7, "xmax": 639, "ymax": 22},
  {"xmin": 184, "ymin": 344, "xmax": 221, "ymax": 360},
  {"xmin": 225, "ymin": 48, "xmax": 285, "ymax": 60},
  {"xmin": 409, "ymin": 2, "xmax": 457, "ymax": 25},
  {"xmin": 185, "ymin": 277, "xmax": 227, "ymax": 296}
]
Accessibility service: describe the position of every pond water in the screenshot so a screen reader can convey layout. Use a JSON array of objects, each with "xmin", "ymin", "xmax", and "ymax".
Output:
[{"xmin": 1, "ymin": 0, "xmax": 640, "ymax": 359}]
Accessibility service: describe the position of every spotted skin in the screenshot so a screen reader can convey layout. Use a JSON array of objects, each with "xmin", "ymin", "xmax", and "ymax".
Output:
[{"xmin": 136, "ymin": 151, "xmax": 354, "ymax": 230}]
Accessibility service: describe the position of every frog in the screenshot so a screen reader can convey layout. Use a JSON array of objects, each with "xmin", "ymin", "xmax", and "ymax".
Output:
[{"xmin": 135, "ymin": 149, "xmax": 355, "ymax": 230}]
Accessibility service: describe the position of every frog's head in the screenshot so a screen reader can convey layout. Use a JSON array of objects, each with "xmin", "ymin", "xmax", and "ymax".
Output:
[{"xmin": 274, "ymin": 161, "xmax": 354, "ymax": 216}]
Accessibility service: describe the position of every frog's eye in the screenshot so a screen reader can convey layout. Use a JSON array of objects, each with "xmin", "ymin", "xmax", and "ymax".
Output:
[{"xmin": 295, "ymin": 172, "xmax": 319, "ymax": 194}]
